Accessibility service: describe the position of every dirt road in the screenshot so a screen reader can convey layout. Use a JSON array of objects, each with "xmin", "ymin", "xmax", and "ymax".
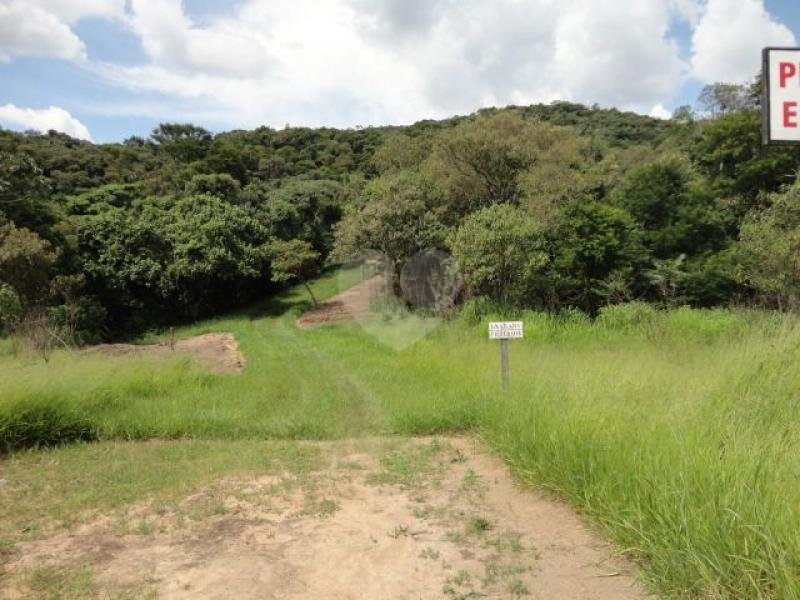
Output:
[{"xmin": 2, "ymin": 437, "xmax": 647, "ymax": 599}]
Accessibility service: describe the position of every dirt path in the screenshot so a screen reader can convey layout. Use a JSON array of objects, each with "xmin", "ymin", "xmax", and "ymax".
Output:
[
  {"xmin": 1, "ymin": 438, "xmax": 647, "ymax": 599},
  {"xmin": 84, "ymin": 332, "xmax": 245, "ymax": 374},
  {"xmin": 296, "ymin": 276, "xmax": 386, "ymax": 328}
]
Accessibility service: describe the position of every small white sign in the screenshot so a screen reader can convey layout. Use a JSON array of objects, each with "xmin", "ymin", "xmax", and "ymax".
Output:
[
  {"xmin": 489, "ymin": 321, "xmax": 523, "ymax": 340},
  {"xmin": 763, "ymin": 47, "xmax": 800, "ymax": 144}
]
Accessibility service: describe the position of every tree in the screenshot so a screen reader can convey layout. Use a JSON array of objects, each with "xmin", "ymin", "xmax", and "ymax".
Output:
[
  {"xmin": 690, "ymin": 111, "xmax": 800, "ymax": 208},
  {"xmin": 268, "ymin": 239, "xmax": 321, "ymax": 306},
  {"xmin": 737, "ymin": 181, "xmax": 800, "ymax": 309},
  {"xmin": 610, "ymin": 159, "xmax": 730, "ymax": 259},
  {"xmin": 150, "ymin": 123, "xmax": 212, "ymax": 163},
  {"xmin": 333, "ymin": 171, "xmax": 447, "ymax": 289},
  {"xmin": 247, "ymin": 179, "xmax": 343, "ymax": 255},
  {"xmin": 697, "ymin": 83, "xmax": 756, "ymax": 117},
  {"xmin": 645, "ymin": 254, "xmax": 687, "ymax": 307},
  {"xmin": 553, "ymin": 199, "xmax": 643, "ymax": 313},
  {"xmin": 429, "ymin": 112, "xmax": 587, "ymax": 219},
  {"xmin": 78, "ymin": 195, "xmax": 273, "ymax": 331},
  {"xmin": 372, "ymin": 134, "xmax": 428, "ymax": 174},
  {"xmin": 0, "ymin": 212, "xmax": 55, "ymax": 306},
  {"xmin": 0, "ymin": 152, "xmax": 60, "ymax": 241},
  {"xmin": 449, "ymin": 204, "xmax": 547, "ymax": 305},
  {"xmin": 0, "ymin": 282, "xmax": 22, "ymax": 334},
  {"xmin": 186, "ymin": 173, "xmax": 241, "ymax": 203}
]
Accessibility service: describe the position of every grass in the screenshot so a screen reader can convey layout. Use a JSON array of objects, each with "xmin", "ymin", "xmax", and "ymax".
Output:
[
  {"xmin": 2, "ymin": 270, "xmax": 800, "ymax": 597},
  {"xmin": 0, "ymin": 439, "xmax": 326, "ymax": 544}
]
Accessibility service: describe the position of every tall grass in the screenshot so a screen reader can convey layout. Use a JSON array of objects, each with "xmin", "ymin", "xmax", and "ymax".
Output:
[{"xmin": 2, "ymin": 273, "xmax": 800, "ymax": 597}]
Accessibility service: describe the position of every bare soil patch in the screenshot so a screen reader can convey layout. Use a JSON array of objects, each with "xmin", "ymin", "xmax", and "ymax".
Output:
[
  {"xmin": 297, "ymin": 276, "xmax": 386, "ymax": 328},
  {"xmin": 0, "ymin": 438, "xmax": 646, "ymax": 599},
  {"xmin": 84, "ymin": 333, "xmax": 245, "ymax": 374}
]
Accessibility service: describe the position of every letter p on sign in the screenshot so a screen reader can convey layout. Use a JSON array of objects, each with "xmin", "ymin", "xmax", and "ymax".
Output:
[{"xmin": 764, "ymin": 47, "xmax": 800, "ymax": 144}]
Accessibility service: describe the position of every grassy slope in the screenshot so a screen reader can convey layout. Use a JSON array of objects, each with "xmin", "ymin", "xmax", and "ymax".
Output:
[{"xmin": 2, "ymin": 272, "xmax": 800, "ymax": 598}]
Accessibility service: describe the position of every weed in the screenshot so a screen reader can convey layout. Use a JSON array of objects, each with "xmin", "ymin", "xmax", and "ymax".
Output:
[
  {"xmin": 26, "ymin": 564, "xmax": 96, "ymax": 599},
  {"xmin": 302, "ymin": 498, "xmax": 339, "ymax": 518},
  {"xmin": 367, "ymin": 442, "xmax": 443, "ymax": 489},
  {"xmin": 419, "ymin": 546, "xmax": 440, "ymax": 560},
  {"xmin": 507, "ymin": 579, "xmax": 529, "ymax": 596},
  {"xmin": 465, "ymin": 516, "xmax": 492, "ymax": 535},
  {"xmin": 461, "ymin": 469, "xmax": 480, "ymax": 489},
  {"xmin": 134, "ymin": 519, "xmax": 154, "ymax": 536},
  {"xmin": 389, "ymin": 525, "xmax": 410, "ymax": 539}
]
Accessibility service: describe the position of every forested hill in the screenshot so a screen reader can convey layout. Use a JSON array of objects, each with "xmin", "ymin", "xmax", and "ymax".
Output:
[
  {"xmin": 2, "ymin": 94, "xmax": 800, "ymax": 341},
  {"xmin": 1, "ymin": 101, "xmax": 674, "ymax": 198}
]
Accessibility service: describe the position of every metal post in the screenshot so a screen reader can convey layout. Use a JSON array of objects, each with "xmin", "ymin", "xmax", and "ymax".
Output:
[{"xmin": 500, "ymin": 338, "xmax": 509, "ymax": 392}]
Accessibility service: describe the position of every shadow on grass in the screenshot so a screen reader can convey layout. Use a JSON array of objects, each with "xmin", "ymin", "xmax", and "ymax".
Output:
[
  {"xmin": 236, "ymin": 265, "xmax": 341, "ymax": 321},
  {"xmin": 238, "ymin": 296, "xmax": 307, "ymax": 321}
]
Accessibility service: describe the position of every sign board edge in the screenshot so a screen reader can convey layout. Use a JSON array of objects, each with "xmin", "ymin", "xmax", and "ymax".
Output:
[{"xmin": 762, "ymin": 46, "xmax": 800, "ymax": 146}]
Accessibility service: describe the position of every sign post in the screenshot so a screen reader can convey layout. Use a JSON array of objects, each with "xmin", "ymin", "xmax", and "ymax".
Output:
[
  {"xmin": 489, "ymin": 321, "xmax": 523, "ymax": 391},
  {"xmin": 762, "ymin": 47, "xmax": 800, "ymax": 145}
]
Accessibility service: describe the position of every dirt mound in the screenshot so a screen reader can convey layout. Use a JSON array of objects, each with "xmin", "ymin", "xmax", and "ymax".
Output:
[
  {"xmin": 297, "ymin": 276, "xmax": 386, "ymax": 328},
  {"xmin": 85, "ymin": 333, "xmax": 245, "ymax": 374},
  {"xmin": 1, "ymin": 438, "xmax": 646, "ymax": 599}
]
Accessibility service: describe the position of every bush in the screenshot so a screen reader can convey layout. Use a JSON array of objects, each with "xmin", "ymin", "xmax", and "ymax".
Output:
[
  {"xmin": 0, "ymin": 282, "xmax": 22, "ymax": 334},
  {"xmin": 46, "ymin": 297, "xmax": 107, "ymax": 345},
  {"xmin": 450, "ymin": 204, "xmax": 548, "ymax": 305},
  {"xmin": 0, "ymin": 400, "xmax": 96, "ymax": 452}
]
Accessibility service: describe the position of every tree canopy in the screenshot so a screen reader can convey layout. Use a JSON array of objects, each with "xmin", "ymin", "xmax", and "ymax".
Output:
[{"xmin": 2, "ymin": 90, "xmax": 800, "ymax": 341}]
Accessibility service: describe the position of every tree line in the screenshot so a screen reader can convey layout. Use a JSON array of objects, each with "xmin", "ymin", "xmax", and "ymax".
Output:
[{"xmin": 2, "ymin": 83, "xmax": 800, "ymax": 343}]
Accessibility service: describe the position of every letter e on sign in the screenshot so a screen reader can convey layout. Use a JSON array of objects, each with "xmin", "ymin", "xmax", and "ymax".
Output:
[{"xmin": 763, "ymin": 47, "xmax": 800, "ymax": 144}]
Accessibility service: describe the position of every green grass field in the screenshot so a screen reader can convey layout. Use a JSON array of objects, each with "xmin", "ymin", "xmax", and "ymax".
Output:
[{"xmin": 2, "ymin": 271, "xmax": 800, "ymax": 598}]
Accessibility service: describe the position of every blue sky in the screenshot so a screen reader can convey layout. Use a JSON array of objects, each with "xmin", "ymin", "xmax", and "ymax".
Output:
[{"xmin": 0, "ymin": 0, "xmax": 798, "ymax": 143}]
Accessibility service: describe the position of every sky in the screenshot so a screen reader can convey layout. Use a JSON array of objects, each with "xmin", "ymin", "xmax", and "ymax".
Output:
[{"xmin": 0, "ymin": 0, "xmax": 798, "ymax": 143}]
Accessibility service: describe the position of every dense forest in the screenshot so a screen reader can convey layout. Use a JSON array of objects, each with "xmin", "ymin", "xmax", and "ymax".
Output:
[{"xmin": 2, "ymin": 82, "xmax": 800, "ymax": 342}]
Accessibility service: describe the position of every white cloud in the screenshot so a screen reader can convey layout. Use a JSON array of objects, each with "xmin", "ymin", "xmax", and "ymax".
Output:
[
  {"xmin": 91, "ymin": 0, "xmax": 695, "ymax": 129},
  {"xmin": 15, "ymin": 0, "xmax": 790, "ymax": 131},
  {"xmin": 670, "ymin": 0, "xmax": 703, "ymax": 25},
  {"xmin": 552, "ymin": 1, "xmax": 684, "ymax": 110},
  {"xmin": 649, "ymin": 103, "xmax": 673, "ymax": 119},
  {"xmin": 0, "ymin": 2, "xmax": 84, "ymax": 61},
  {"xmin": 25, "ymin": 0, "xmax": 125, "ymax": 23},
  {"xmin": 0, "ymin": 0, "xmax": 124, "ymax": 62},
  {"xmin": 127, "ymin": 0, "xmax": 275, "ymax": 78},
  {"xmin": 690, "ymin": 0, "xmax": 795, "ymax": 83},
  {"xmin": 0, "ymin": 104, "xmax": 92, "ymax": 140}
]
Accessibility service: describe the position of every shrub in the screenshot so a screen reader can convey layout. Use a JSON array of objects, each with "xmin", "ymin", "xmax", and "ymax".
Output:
[
  {"xmin": 450, "ymin": 204, "xmax": 548, "ymax": 305},
  {"xmin": 0, "ymin": 400, "xmax": 96, "ymax": 452},
  {"xmin": 0, "ymin": 282, "xmax": 22, "ymax": 334}
]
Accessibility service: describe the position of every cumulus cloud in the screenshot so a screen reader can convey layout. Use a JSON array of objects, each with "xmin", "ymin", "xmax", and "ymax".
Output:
[
  {"xmin": 0, "ymin": 0, "xmax": 124, "ymax": 62},
  {"xmin": 127, "ymin": 0, "xmax": 275, "ymax": 78},
  {"xmin": 0, "ymin": 104, "xmax": 92, "ymax": 140},
  {"xmin": 91, "ymin": 0, "xmax": 698, "ymax": 129},
  {"xmin": 0, "ymin": 2, "xmax": 84, "ymax": 61},
  {"xmin": 690, "ymin": 0, "xmax": 795, "ymax": 83},
  {"xmin": 24, "ymin": 0, "xmax": 125, "ymax": 23},
  {"xmin": 552, "ymin": 1, "xmax": 684, "ymax": 110},
  {"xmin": 3, "ymin": 0, "xmax": 796, "ymax": 131},
  {"xmin": 649, "ymin": 104, "xmax": 673, "ymax": 120}
]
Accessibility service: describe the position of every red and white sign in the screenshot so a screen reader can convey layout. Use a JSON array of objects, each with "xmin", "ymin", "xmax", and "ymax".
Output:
[{"xmin": 763, "ymin": 48, "xmax": 800, "ymax": 144}]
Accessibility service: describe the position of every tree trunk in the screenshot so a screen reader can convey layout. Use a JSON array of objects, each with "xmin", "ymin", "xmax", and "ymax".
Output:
[{"xmin": 303, "ymin": 281, "xmax": 319, "ymax": 307}]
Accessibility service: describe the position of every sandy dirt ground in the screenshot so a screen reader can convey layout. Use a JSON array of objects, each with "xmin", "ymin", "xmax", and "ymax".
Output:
[
  {"xmin": 296, "ymin": 276, "xmax": 386, "ymax": 328},
  {"xmin": 84, "ymin": 333, "xmax": 245, "ymax": 374},
  {"xmin": 1, "ymin": 438, "xmax": 647, "ymax": 599}
]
